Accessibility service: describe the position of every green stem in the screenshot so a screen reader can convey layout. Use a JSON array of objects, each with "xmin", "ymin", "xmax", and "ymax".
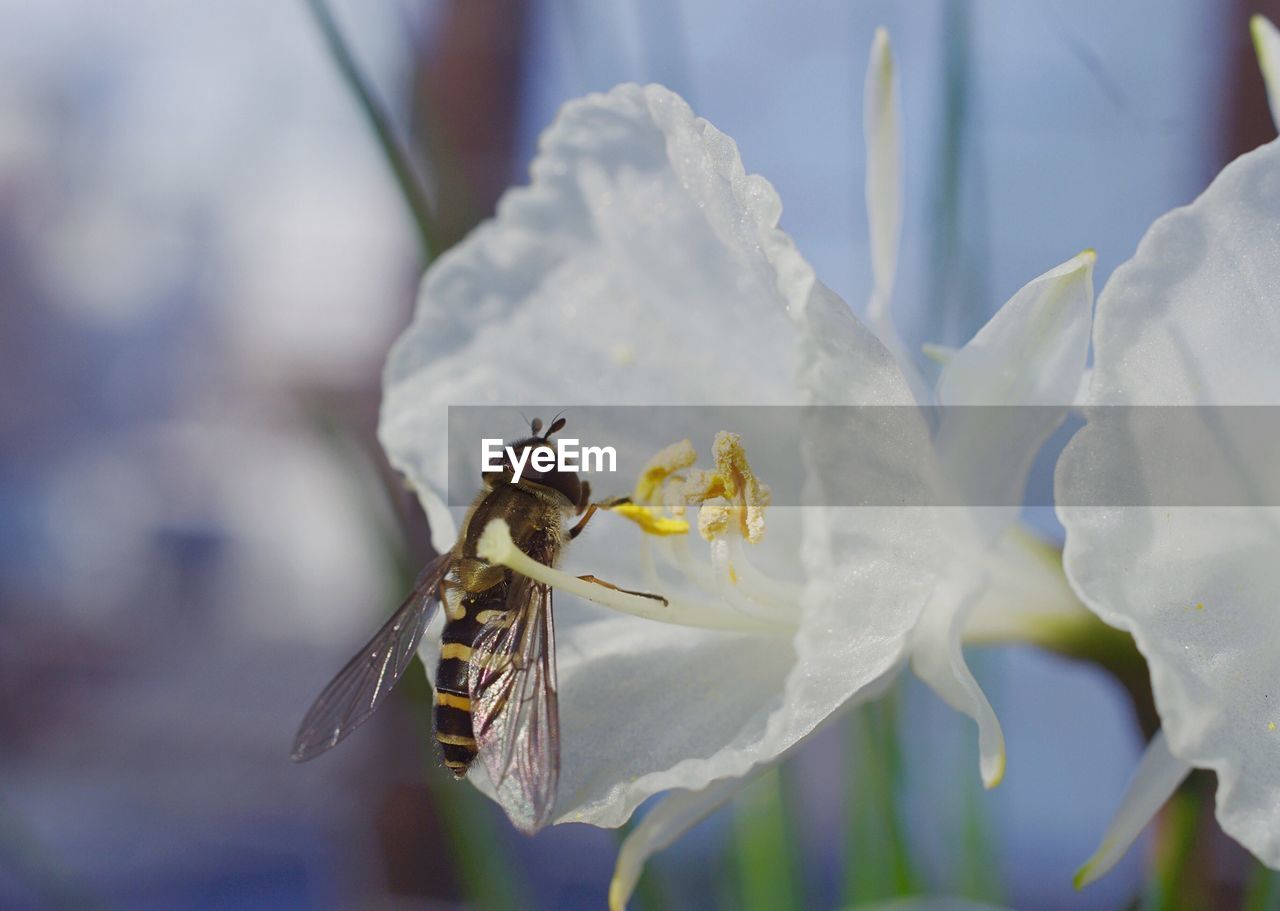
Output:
[
  {"xmin": 952, "ymin": 677, "xmax": 1003, "ymax": 904},
  {"xmin": 929, "ymin": 0, "xmax": 979, "ymax": 345},
  {"xmin": 302, "ymin": 0, "xmax": 442, "ymax": 263},
  {"xmin": 733, "ymin": 768, "xmax": 802, "ymax": 911},
  {"xmin": 427, "ymin": 779, "xmax": 526, "ymax": 910},
  {"xmin": 844, "ymin": 695, "xmax": 921, "ymax": 903},
  {"xmin": 615, "ymin": 823, "xmax": 667, "ymax": 911},
  {"xmin": 397, "ymin": 581, "xmax": 528, "ymax": 910},
  {"xmin": 402, "ymin": 646, "xmax": 527, "ymax": 911},
  {"xmin": 1243, "ymin": 859, "xmax": 1280, "ymax": 911},
  {"xmin": 1140, "ymin": 780, "xmax": 1206, "ymax": 911}
]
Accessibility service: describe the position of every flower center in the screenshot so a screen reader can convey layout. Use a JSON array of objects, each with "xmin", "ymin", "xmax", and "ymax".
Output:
[
  {"xmin": 610, "ymin": 432, "xmax": 801, "ymax": 631},
  {"xmin": 611, "ymin": 432, "xmax": 771, "ymax": 541},
  {"xmin": 476, "ymin": 432, "xmax": 802, "ymax": 635}
]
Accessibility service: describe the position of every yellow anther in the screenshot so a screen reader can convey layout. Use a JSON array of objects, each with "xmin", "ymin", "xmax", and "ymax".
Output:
[
  {"xmin": 633, "ymin": 439, "xmax": 697, "ymax": 503},
  {"xmin": 612, "ymin": 433, "xmax": 771, "ymax": 543},
  {"xmin": 682, "ymin": 468, "xmax": 725, "ymax": 502},
  {"xmin": 608, "ymin": 439, "xmax": 698, "ymax": 537},
  {"xmin": 608, "ymin": 502, "xmax": 690, "ymax": 536},
  {"xmin": 693, "ymin": 432, "xmax": 771, "ymax": 543},
  {"xmin": 697, "ymin": 503, "xmax": 732, "ymax": 541}
]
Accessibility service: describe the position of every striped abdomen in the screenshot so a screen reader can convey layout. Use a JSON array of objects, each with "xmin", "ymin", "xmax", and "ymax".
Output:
[{"xmin": 434, "ymin": 584, "xmax": 507, "ymax": 776}]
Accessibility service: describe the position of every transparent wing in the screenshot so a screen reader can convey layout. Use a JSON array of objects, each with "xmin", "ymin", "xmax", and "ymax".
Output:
[
  {"xmin": 291, "ymin": 552, "xmax": 452, "ymax": 762},
  {"xmin": 469, "ymin": 571, "xmax": 560, "ymax": 834}
]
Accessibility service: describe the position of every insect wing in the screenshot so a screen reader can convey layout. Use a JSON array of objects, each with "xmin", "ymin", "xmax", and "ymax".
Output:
[
  {"xmin": 468, "ymin": 573, "xmax": 560, "ymax": 833},
  {"xmin": 291, "ymin": 552, "xmax": 451, "ymax": 762}
]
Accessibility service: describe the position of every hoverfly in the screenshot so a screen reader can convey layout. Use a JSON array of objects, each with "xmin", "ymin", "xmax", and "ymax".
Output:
[{"xmin": 291, "ymin": 416, "xmax": 656, "ymax": 833}]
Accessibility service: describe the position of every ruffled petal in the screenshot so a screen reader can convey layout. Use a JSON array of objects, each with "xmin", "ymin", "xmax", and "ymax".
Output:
[
  {"xmin": 935, "ymin": 251, "xmax": 1095, "ymax": 543},
  {"xmin": 1074, "ymin": 730, "xmax": 1191, "ymax": 888},
  {"xmin": 609, "ymin": 777, "xmax": 746, "ymax": 911},
  {"xmin": 380, "ymin": 83, "xmax": 811, "ymax": 552},
  {"xmin": 1059, "ymin": 139, "xmax": 1280, "ymax": 866},
  {"xmin": 1252, "ymin": 15, "xmax": 1280, "ymax": 132}
]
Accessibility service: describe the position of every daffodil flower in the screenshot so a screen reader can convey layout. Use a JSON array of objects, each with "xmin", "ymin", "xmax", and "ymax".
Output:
[
  {"xmin": 380, "ymin": 28, "xmax": 1094, "ymax": 909},
  {"xmin": 1056, "ymin": 15, "xmax": 1280, "ymax": 887}
]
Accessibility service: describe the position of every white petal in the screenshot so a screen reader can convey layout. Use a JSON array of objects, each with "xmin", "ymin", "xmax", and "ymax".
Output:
[
  {"xmin": 794, "ymin": 280, "xmax": 921, "ymax": 408},
  {"xmin": 861, "ymin": 28, "xmax": 930, "ymax": 404},
  {"xmin": 1060, "ymin": 497, "xmax": 1280, "ymax": 866},
  {"xmin": 934, "ymin": 251, "xmax": 1095, "ymax": 543},
  {"xmin": 1071, "ymin": 141, "xmax": 1280, "ymax": 406},
  {"xmin": 937, "ymin": 249, "xmax": 1095, "ymax": 406},
  {"xmin": 1072, "ymin": 366, "xmax": 1093, "ymax": 408},
  {"xmin": 552, "ymin": 540, "xmax": 918, "ymax": 827},
  {"xmin": 609, "ymin": 777, "xmax": 745, "ymax": 911},
  {"xmin": 910, "ymin": 562, "xmax": 1006, "ymax": 788},
  {"xmin": 1059, "ymin": 139, "xmax": 1280, "ymax": 866},
  {"xmin": 1075, "ymin": 730, "xmax": 1191, "ymax": 888},
  {"xmin": 380, "ymin": 84, "xmax": 810, "ymax": 550},
  {"xmin": 864, "ymin": 27, "xmax": 902, "ymax": 331},
  {"xmin": 554, "ymin": 616, "xmax": 792, "ymax": 826},
  {"xmin": 1253, "ymin": 15, "xmax": 1280, "ymax": 132}
]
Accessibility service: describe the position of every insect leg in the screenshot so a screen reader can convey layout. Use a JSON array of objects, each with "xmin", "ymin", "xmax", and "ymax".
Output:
[
  {"xmin": 568, "ymin": 495, "xmax": 631, "ymax": 539},
  {"xmin": 576, "ymin": 574, "xmax": 668, "ymax": 605}
]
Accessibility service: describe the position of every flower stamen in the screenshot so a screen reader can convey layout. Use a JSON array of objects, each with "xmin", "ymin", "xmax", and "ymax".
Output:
[
  {"xmin": 694, "ymin": 432, "xmax": 771, "ymax": 544},
  {"xmin": 477, "ymin": 518, "xmax": 789, "ymax": 633},
  {"xmin": 606, "ymin": 440, "xmax": 697, "ymax": 536},
  {"xmin": 592, "ymin": 432, "xmax": 801, "ymax": 631},
  {"xmin": 608, "ymin": 501, "xmax": 690, "ymax": 536}
]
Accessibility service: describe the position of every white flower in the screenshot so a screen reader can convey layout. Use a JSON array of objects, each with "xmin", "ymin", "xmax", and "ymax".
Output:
[
  {"xmin": 379, "ymin": 27, "xmax": 1093, "ymax": 909},
  {"xmin": 1057, "ymin": 15, "xmax": 1280, "ymax": 886}
]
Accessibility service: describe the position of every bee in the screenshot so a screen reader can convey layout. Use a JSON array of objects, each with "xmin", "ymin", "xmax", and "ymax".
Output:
[{"xmin": 291, "ymin": 416, "xmax": 653, "ymax": 833}]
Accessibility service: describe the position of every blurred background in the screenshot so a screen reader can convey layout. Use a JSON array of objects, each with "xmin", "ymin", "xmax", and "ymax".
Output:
[{"xmin": 1, "ymin": 1, "xmax": 1277, "ymax": 909}]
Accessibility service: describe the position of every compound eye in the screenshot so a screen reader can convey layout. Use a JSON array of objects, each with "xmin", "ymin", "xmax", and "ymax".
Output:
[{"xmin": 540, "ymin": 468, "xmax": 581, "ymax": 505}]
